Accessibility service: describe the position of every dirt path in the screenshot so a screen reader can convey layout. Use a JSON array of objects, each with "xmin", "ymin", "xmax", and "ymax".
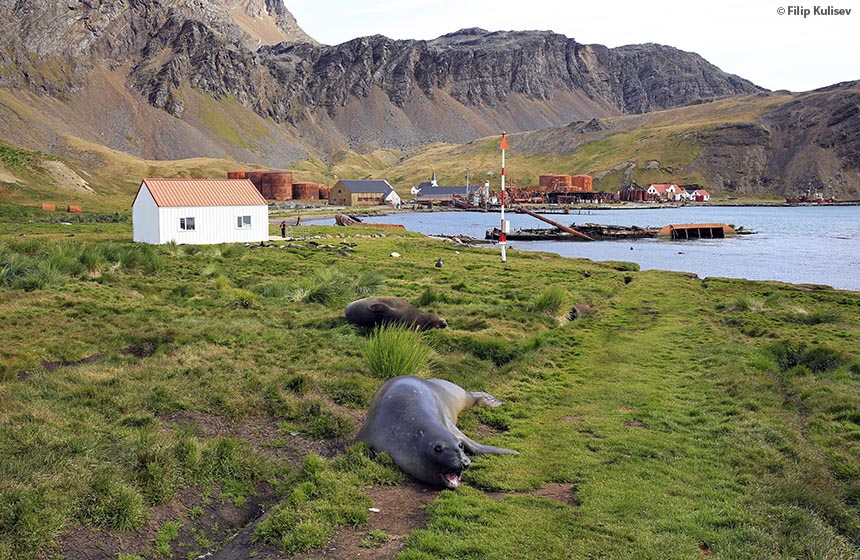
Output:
[
  {"xmin": 217, "ymin": 481, "xmax": 577, "ymax": 560},
  {"xmin": 215, "ymin": 482, "xmax": 437, "ymax": 560}
]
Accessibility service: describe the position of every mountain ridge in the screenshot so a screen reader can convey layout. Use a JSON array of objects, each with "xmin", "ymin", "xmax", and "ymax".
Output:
[{"xmin": 1, "ymin": 1, "xmax": 762, "ymax": 154}]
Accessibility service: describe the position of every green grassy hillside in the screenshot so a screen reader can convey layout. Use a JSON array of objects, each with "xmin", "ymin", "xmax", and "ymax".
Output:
[
  {"xmin": 0, "ymin": 90, "xmax": 805, "ymax": 214},
  {"xmin": 1, "ymin": 213, "xmax": 859, "ymax": 559},
  {"xmin": 379, "ymin": 92, "xmax": 795, "ymax": 194}
]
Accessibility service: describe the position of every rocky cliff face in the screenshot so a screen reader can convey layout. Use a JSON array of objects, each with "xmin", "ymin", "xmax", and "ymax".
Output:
[
  {"xmin": 760, "ymin": 83, "xmax": 860, "ymax": 197},
  {"xmin": 0, "ymin": 3, "xmax": 762, "ymax": 151},
  {"xmin": 680, "ymin": 83, "xmax": 860, "ymax": 198},
  {"xmin": 147, "ymin": 27, "xmax": 763, "ymax": 127},
  {"xmin": 0, "ymin": 0, "xmax": 313, "ymax": 95}
]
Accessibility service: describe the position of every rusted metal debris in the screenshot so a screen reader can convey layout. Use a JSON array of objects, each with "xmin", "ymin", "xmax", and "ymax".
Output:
[{"xmin": 335, "ymin": 214, "xmax": 406, "ymax": 229}]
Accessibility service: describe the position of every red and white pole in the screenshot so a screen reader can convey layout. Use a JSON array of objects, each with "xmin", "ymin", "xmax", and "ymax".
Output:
[{"xmin": 499, "ymin": 132, "xmax": 508, "ymax": 262}]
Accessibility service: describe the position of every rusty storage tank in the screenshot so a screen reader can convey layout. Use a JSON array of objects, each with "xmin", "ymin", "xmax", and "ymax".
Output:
[
  {"xmin": 292, "ymin": 182, "xmax": 320, "ymax": 201},
  {"xmin": 539, "ymin": 174, "xmax": 573, "ymax": 189},
  {"xmin": 318, "ymin": 185, "xmax": 332, "ymax": 200},
  {"xmin": 41, "ymin": 203, "xmax": 56, "ymax": 211},
  {"xmin": 570, "ymin": 174, "xmax": 593, "ymax": 192},
  {"xmin": 227, "ymin": 170, "xmax": 249, "ymax": 180},
  {"xmin": 261, "ymin": 171, "xmax": 293, "ymax": 200},
  {"xmin": 67, "ymin": 205, "xmax": 82, "ymax": 213},
  {"xmin": 246, "ymin": 170, "xmax": 268, "ymax": 193}
]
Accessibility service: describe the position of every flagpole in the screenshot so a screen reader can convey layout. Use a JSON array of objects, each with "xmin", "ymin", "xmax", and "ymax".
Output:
[{"xmin": 499, "ymin": 132, "xmax": 507, "ymax": 263}]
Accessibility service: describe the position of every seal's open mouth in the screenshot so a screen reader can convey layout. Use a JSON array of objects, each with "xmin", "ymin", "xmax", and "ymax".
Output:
[{"xmin": 443, "ymin": 471, "xmax": 461, "ymax": 488}]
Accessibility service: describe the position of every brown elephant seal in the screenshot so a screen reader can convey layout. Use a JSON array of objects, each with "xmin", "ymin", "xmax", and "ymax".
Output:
[
  {"xmin": 344, "ymin": 296, "xmax": 447, "ymax": 331},
  {"xmin": 356, "ymin": 376, "xmax": 518, "ymax": 489}
]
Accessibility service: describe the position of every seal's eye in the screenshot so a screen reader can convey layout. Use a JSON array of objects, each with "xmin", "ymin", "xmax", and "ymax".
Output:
[
  {"xmin": 434, "ymin": 444, "xmax": 443, "ymax": 453},
  {"xmin": 458, "ymin": 442, "xmax": 464, "ymax": 450}
]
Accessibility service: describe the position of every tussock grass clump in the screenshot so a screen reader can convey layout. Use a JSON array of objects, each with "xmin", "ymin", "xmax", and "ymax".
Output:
[
  {"xmin": 296, "ymin": 268, "xmax": 352, "ymax": 305},
  {"xmin": 531, "ymin": 285, "xmax": 568, "ymax": 317},
  {"xmin": 0, "ymin": 487, "xmax": 65, "ymax": 559},
  {"xmin": 258, "ymin": 280, "xmax": 292, "ymax": 299},
  {"xmin": 0, "ymin": 245, "xmax": 65, "ymax": 290},
  {"xmin": 769, "ymin": 340, "xmax": 846, "ymax": 374},
  {"xmin": 253, "ymin": 444, "xmax": 404, "ymax": 552},
  {"xmin": 0, "ymin": 239, "xmax": 162, "ymax": 289},
  {"xmin": 731, "ymin": 294, "xmax": 765, "ymax": 312},
  {"xmin": 130, "ymin": 431, "xmax": 181, "ymax": 504},
  {"xmin": 781, "ymin": 308, "xmax": 841, "ymax": 325},
  {"xmin": 363, "ymin": 324, "xmax": 430, "ymax": 379},
  {"xmin": 198, "ymin": 438, "xmax": 259, "ymax": 483},
  {"xmin": 77, "ymin": 471, "xmax": 148, "ymax": 531},
  {"xmin": 355, "ymin": 269, "xmax": 386, "ymax": 294},
  {"xmin": 416, "ymin": 286, "xmax": 442, "ymax": 307},
  {"xmin": 295, "ymin": 267, "xmax": 386, "ymax": 304},
  {"xmin": 224, "ymin": 287, "xmax": 258, "ymax": 309},
  {"xmin": 218, "ymin": 243, "xmax": 245, "ymax": 258}
]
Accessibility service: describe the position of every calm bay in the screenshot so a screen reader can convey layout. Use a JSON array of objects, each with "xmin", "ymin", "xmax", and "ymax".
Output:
[{"xmin": 311, "ymin": 205, "xmax": 860, "ymax": 291}]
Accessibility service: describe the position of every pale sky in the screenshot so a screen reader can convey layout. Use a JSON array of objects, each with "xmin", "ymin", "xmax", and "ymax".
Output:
[{"xmin": 286, "ymin": 0, "xmax": 859, "ymax": 92}]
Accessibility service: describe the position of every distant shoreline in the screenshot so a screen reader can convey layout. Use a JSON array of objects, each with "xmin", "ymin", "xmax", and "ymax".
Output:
[{"xmin": 272, "ymin": 199, "xmax": 860, "ymax": 224}]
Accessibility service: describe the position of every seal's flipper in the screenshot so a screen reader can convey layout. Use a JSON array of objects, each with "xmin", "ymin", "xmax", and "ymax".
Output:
[
  {"xmin": 448, "ymin": 424, "xmax": 519, "ymax": 456},
  {"xmin": 469, "ymin": 391, "xmax": 504, "ymax": 408},
  {"xmin": 460, "ymin": 435, "xmax": 519, "ymax": 456},
  {"xmin": 368, "ymin": 302, "xmax": 393, "ymax": 314}
]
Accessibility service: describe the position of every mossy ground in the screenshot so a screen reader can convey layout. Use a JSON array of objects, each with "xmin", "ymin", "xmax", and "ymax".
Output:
[{"xmin": 1, "ymin": 208, "xmax": 859, "ymax": 559}]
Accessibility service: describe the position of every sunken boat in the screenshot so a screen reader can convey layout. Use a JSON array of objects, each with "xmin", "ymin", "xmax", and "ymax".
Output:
[
  {"xmin": 486, "ymin": 222, "xmax": 739, "ymax": 241},
  {"xmin": 335, "ymin": 214, "xmax": 406, "ymax": 229},
  {"xmin": 486, "ymin": 223, "xmax": 660, "ymax": 241}
]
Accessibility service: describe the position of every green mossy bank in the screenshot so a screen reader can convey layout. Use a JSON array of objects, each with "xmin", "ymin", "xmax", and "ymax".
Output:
[{"xmin": 1, "ymin": 210, "xmax": 859, "ymax": 559}]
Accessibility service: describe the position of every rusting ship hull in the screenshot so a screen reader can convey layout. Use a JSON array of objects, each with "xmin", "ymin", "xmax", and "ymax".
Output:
[
  {"xmin": 335, "ymin": 214, "xmax": 406, "ymax": 229},
  {"xmin": 657, "ymin": 223, "xmax": 736, "ymax": 239},
  {"xmin": 486, "ymin": 223, "xmax": 659, "ymax": 241}
]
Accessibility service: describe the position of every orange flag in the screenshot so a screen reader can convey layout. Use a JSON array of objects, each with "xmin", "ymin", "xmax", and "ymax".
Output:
[{"xmin": 500, "ymin": 133, "xmax": 508, "ymax": 151}]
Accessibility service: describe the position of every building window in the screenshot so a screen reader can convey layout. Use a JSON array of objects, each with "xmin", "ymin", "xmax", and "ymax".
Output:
[
  {"xmin": 237, "ymin": 215, "xmax": 251, "ymax": 228},
  {"xmin": 180, "ymin": 217, "xmax": 195, "ymax": 231}
]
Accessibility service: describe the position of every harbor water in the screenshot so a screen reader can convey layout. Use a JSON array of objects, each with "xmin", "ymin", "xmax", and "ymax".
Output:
[{"xmin": 311, "ymin": 205, "xmax": 860, "ymax": 291}]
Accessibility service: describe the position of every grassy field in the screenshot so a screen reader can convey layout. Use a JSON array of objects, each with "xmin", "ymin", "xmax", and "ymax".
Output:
[{"xmin": 1, "ymin": 203, "xmax": 859, "ymax": 559}]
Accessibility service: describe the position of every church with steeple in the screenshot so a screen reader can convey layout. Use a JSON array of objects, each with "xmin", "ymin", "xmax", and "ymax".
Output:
[{"xmin": 410, "ymin": 171, "xmax": 489, "ymax": 206}]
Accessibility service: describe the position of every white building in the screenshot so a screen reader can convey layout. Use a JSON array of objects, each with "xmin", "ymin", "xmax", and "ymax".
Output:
[
  {"xmin": 383, "ymin": 188, "xmax": 402, "ymax": 206},
  {"xmin": 133, "ymin": 178, "xmax": 269, "ymax": 245},
  {"xmin": 647, "ymin": 183, "xmax": 682, "ymax": 202}
]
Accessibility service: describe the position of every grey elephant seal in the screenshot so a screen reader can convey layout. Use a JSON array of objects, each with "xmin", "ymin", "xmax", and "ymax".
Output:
[
  {"xmin": 344, "ymin": 296, "xmax": 447, "ymax": 331},
  {"xmin": 356, "ymin": 376, "xmax": 518, "ymax": 488}
]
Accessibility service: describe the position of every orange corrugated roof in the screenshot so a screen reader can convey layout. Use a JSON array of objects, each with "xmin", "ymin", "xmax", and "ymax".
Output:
[{"xmin": 141, "ymin": 178, "xmax": 267, "ymax": 207}]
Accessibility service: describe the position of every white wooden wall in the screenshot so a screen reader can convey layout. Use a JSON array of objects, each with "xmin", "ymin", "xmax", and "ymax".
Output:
[{"xmin": 133, "ymin": 186, "xmax": 269, "ymax": 245}]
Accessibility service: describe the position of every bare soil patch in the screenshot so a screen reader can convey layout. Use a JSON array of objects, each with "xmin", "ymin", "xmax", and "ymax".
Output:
[
  {"xmin": 43, "ymin": 484, "xmax": 276, "ymax": 560},
  {"xmin": 41, "ymin": 160, "xmax": 95, "ymax": 194},
  {"xmin": 286, "ymin": 482, "xmax": 438, "ymax": 560},
  {"xmin": 160, "ymin": 411, "xmax": 352, "ymax": 467}
]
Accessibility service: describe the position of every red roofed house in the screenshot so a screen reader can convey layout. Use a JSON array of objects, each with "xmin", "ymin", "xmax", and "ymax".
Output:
[
  {"xmin": 647, "ymin": 183, "xmax": 682, "ymax": 202},
  {"xmin": 689, "ymin": 188, "xmax": 711, "ymax": 202},
  {"xmin": 133, "ymin": 178, "xmax": 269, "ymax": 245}
]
